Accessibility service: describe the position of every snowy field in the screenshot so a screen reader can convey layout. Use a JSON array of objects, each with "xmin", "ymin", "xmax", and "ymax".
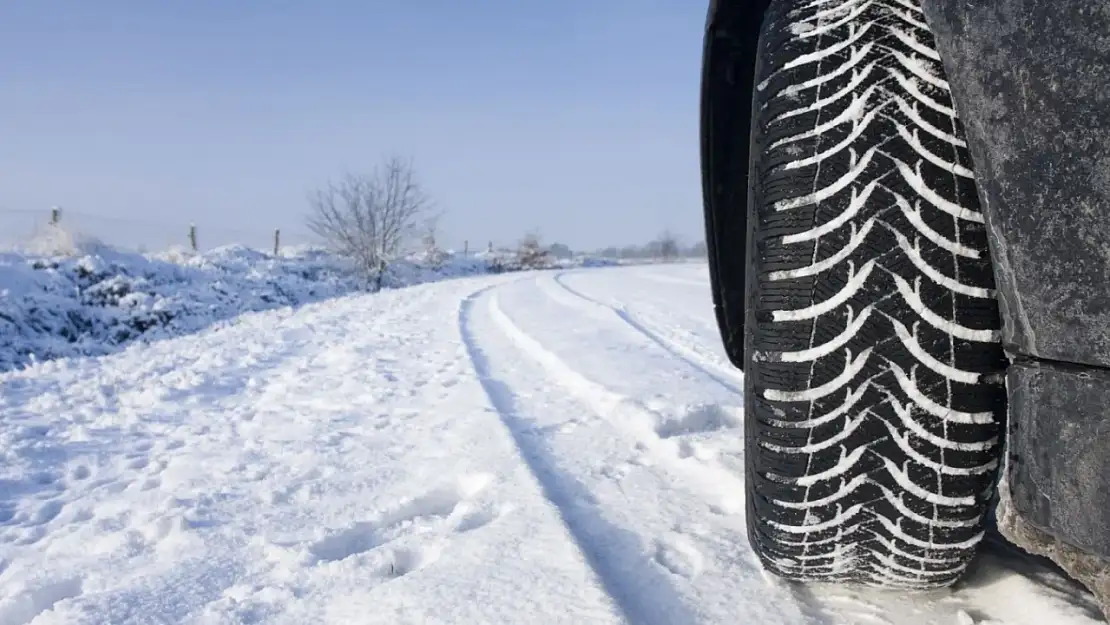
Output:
[{"xmin": 0, "ymin": 263, "xmax": 1103, "ymax": 625}]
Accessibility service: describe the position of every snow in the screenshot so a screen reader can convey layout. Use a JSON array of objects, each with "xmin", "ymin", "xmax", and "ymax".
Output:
[
  {"xmin": 0, "ymin": 241, "xmax": 609, "ymax": 374},
  {"xmin": 0, "ymin": 261, "xmax": 1104, "ymax": 625}
]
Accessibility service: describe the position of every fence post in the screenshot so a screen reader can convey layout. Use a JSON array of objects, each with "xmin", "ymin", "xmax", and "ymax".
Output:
[
  {"xmin": 273, "ymin": 228, "xmax": 280, "ymax": 256},
  {"xmin": 50, "ymin": 206, "xmax": 61, "ymax": 226},
  {"xmin": 189, "ymin": 223, "xmax": 197, "ymax": 252},
  {"xmin": 376, "ymin": 258, "xmax": 386, "ymax": 292}
]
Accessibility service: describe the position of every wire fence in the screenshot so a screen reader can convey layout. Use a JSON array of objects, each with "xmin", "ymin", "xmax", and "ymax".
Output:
[
  {"xmin": 0, "ymin": 207, "xmax": 704, "ymax": 262},
  {"xmin": 0, "ymin": 207, "xmax": 516, "ymax": 266},
  {"xmin": 0, "ymin": 207, "xmax": 321, "ymax": 254}
]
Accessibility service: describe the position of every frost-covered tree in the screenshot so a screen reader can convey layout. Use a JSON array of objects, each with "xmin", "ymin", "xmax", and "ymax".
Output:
[{"xmin": 306, "ymin": 156, "xmax": 431, "ymax": 289}]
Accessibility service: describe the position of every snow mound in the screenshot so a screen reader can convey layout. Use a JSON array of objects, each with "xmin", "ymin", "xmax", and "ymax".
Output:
[{"xmin": 0, "ymin": 242, "xmax": 579, "ymax": 373}]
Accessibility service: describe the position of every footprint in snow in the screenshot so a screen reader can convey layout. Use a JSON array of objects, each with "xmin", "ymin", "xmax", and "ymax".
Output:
[
  {"xmin": 676, "ymin": 439, "xmax": 717, "ymax": 461},
  {"xmin": 30, "ymin": 471, "xmax": 62, "ymax": 489},
  {"xmin": 306, "ymin": 540, "xmax": 445, "ymax": 579},
  {"xmin": 384, "ymin": 544, "xmax": 443, "ymax": 577},
  {"xmin": 69, "ymin": 465, "xmax": 91, "ymax": 481},
  {"xmin": 308, "ymin": 473, "xmax": 496, "ymax": 564},
  {"xmin": 30, "ymin": 500, "xmax": 64, "ymax": 526},
  {"xmin": 68, "ymin": 507, "xmax": 94, "ymax": 523},
  {"xmin": 654, "ymin": 403, "xmax": 742, "ymax": 439},
  {"xmin": 454, "ymin": 503, "xmax": 513, "ymax": 534},
  {"xmin": 653, "ymin": 533, "xmax": 705, "ymax": 579}
]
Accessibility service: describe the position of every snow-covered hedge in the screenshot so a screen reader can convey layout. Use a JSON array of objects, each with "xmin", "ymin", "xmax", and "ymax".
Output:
[{"xmin": 1, "ymin": 241, "xmax": 603, "ymax": 373}]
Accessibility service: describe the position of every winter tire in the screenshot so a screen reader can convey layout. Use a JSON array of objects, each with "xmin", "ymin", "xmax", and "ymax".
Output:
[{"xmin": 744, "ymin": 0, "xmax": 1008, "ymax": 587}]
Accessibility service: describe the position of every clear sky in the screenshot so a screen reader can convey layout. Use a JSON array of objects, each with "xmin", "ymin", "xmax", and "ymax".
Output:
[{"xmin": 0, "ymin": 1, "xmax": 707, "ymax": 252}]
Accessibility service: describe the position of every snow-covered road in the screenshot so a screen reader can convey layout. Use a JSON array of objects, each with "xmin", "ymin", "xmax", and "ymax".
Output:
[{"xmin": 0, "ymin": 264, "xmax": 1102, "ymax": 625}]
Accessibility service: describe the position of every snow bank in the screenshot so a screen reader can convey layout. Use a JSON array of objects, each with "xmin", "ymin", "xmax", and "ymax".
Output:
[{"xmin": 0, "ymin": 242, "xmax": 608, "ymax": 373}]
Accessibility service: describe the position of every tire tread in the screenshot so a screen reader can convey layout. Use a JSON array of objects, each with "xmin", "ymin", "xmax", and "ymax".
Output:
[{"xmin": 745, "ymin": 0, "xmax": 1007, "ymax": 588}]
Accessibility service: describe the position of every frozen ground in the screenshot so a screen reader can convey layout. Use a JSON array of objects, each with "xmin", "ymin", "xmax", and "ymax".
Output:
[{"xmin": 0, "ymin": 263, "xmax": 1103, "ymax": 625}]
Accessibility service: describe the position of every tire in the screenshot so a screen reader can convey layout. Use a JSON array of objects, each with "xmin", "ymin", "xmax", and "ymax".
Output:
[{"xmin": 745, "ymin": 0, "xmax": 1008, "ymax": 588}]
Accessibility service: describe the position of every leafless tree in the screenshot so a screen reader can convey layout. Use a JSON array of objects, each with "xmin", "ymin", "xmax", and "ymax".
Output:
[
  {"xmin": 656, "ymin": 229, "xmax": 680, "ymax": 262},
  {"xmin": 517, "ymin": 230, "xmax": 551, "ymax": 270},
  {"xmin": 306, "ymin": 156, "xmax": 431, "ymax": 288}
]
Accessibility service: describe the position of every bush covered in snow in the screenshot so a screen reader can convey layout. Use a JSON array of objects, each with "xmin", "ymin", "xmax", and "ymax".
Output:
[
  {"xmin": 1, "ymin": 244, "xmax": 482, "ymax": 373},
  {"xmin": 0, "ymin": 239, "xmax": 616, "ymax": 373},
  {"xmin": 1, "ymin": 245, "xmax": 347, "ymax": 372}
]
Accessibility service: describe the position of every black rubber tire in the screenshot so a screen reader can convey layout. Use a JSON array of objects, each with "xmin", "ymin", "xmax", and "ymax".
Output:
[{"xmin": 745, "ymin": 0, "xmax": 1008, "ymax": 588}]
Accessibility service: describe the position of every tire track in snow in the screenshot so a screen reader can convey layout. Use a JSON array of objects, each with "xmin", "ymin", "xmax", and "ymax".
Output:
[
  {"xmin": 484, "ymin": 289, "xmax": 749, "ymax": 523},
  {"xmin": 547, "ymin": 272, "xmax": 743, "ymax": 396},
  {"xmin": 487, "ymin": 279, "xmax": 910, "ymax": 625},
  {"xmin": 631, "ymin": 271, "xmax": 711, "ymax": 289},
  {"xmin": 458, "ymin": 286, "xmax": 703, "ymax": 625}
]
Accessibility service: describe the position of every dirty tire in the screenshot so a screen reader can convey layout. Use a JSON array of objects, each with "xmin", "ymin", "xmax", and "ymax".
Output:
[{"xmin": 745, "ymin": 0, "xmax": 1008, "ymax": 587}]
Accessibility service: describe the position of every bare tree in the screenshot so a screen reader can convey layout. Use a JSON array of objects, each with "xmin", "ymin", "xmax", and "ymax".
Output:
[
  {"xmin": 656, "ymin": 229, "xmax": 680, "ymax": 262},
  {"xmin": 517, "ymin": 230, "xmax": 551, "ymax": 270},
  {"xmin": 306, "ymin": 155, "xmax": 431, "ymax": 288}
]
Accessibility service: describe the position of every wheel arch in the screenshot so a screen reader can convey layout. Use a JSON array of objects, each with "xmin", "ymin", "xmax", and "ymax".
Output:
[
  {"xmin": 700, "ymin": 0, "xmax": 770, "ymax": 371},
  {"xmin": 922, "ymin": 0, "xmax": 1110, "ymax": 612}
]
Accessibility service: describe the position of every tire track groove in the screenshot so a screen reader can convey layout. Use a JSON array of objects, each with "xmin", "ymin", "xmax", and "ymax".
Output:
[
  {"xmin": 548, "ymin": 273, "xmax": 743, "ymax": 396},
  {"xmin": 458, "ymin": 286, "xmax": 702, "ymax": 625}
]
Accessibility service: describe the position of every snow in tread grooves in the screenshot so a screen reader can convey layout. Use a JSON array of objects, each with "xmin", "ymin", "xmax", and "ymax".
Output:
[{"xmin": 747, "ymin": 0, "xmax": 1014, "ymax": 591}]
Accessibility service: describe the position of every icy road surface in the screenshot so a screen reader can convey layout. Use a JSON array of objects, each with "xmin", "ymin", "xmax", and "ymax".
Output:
[{"xmin": 0, "ymin": 264, "xmax": 1103, "ymax": 625}]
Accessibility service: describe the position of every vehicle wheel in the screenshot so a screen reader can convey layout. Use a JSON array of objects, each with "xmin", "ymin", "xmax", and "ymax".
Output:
[{"xmin": 745, "ymin": 0, "xmax": 1008, "ymax": 587}]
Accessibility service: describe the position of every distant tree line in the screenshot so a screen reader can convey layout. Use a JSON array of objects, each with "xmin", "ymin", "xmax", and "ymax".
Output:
[
  {"xmin": 524, "ymin": 230, "xmax": 707, "ymax": 263},
  {"xmin": 588, "ymin": 230, "xmax": 707, "ymax": 261}
]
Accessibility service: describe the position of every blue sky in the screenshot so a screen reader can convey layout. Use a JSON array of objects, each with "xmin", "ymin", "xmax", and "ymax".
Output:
[{"xmin": 0, "ymin": 1, "xmax": 707, "ymax": 252}]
